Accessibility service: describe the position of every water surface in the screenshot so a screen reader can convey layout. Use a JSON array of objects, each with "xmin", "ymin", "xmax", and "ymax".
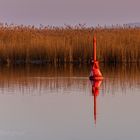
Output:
[{"xmin": 0, "ymin": 64, "xmax": 140, "ymax": 140}]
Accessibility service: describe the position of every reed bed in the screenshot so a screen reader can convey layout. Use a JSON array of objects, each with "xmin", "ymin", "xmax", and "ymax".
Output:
[{"xmin": 0, "ymin": 23, "xmax": 140, "ymax": 64}]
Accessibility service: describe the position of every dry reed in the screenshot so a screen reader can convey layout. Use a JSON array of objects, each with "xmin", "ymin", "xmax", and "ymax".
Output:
[{"xmin": 0, "ymin": 23, "xmax": 140, "ymax": 64}]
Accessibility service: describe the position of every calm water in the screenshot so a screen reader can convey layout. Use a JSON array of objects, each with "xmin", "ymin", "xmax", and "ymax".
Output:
[{"xmin": 0, "ymin": 64, "xmax": 140, "ymax": 140}]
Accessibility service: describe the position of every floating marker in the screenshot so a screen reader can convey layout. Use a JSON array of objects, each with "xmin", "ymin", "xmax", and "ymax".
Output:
[
  {"xmin": 89, "ymin": 35, "xmax": 103, "ymax": 125},
  {"xmin": 89, "ymin": 35, "xmax": 103, "ymax": 80}
]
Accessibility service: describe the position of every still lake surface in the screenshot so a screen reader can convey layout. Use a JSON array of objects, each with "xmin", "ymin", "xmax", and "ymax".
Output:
[{"xmin": 0, "ymin": 64, "xmax": 139, "ymax": 140}]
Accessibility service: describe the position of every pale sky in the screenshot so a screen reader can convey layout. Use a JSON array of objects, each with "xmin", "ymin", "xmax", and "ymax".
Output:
[{"xmin": 0, "ymin": 0, "xmax": 140, "ymax": 26}]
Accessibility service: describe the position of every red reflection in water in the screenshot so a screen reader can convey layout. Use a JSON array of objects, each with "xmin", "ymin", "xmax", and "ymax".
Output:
[{"xmin": 91, "ymin": 80, "xmax": 103, "ymax": 125}]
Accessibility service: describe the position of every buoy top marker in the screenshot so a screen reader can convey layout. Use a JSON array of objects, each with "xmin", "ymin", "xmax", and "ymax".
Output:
[{"xmin": 93, "ymin": 35, "xmax": 97, "ymax": 61}]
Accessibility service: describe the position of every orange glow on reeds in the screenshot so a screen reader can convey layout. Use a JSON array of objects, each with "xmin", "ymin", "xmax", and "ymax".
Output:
[{"xmin": 0, "ymin": 23, "xmax": 139, "ymax": 64}]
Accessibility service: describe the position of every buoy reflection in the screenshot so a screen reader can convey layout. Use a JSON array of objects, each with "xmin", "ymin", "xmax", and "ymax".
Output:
[{"xmin": 91, "ymin": 79, "xmax": 103, "ymax": 125}]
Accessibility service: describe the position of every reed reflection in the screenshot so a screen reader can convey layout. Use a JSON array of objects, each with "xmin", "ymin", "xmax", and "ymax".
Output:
[
  {"xmin": 0, "ymin": 64, "xmax": 139, "ymax": 95},
  {"xmin": 0, "ymin": 64, "xmax": 90, "ymax": 95}
]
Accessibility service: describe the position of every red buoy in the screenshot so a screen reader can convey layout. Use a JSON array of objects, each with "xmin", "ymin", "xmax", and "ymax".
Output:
[
  {"xmin": 89, "ymin": 35, "xmax": 103, "ymax": 124},
  {"xmin": 89, "ymin": 35, "xmax": 103, "ymax": 80}
]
